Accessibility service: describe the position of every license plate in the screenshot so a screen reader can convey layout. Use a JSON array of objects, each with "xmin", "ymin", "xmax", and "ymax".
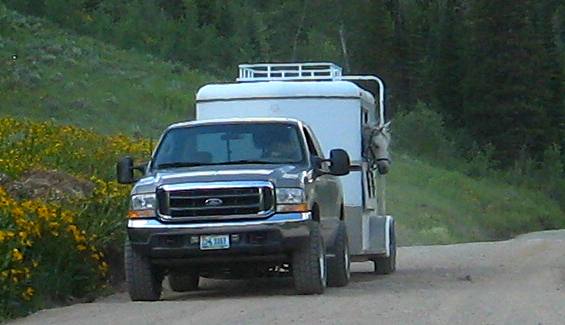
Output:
[{"xmin": 200, "ymin": 235, "xmax": 230, "ymax": 250}]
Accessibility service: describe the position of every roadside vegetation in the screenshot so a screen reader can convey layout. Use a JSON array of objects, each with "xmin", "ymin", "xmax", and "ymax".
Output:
[
  {"xmin": 390, "ymin": 105, "xmax": 565, "ymax": 245},
  {"xmin": 0, "ymin": 118, "xmax": 151, "ymax": 320}
]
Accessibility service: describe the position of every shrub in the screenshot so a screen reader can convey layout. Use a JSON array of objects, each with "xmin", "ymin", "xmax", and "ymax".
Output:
[
  {"xmin": 0, "ymin": 117, "xmax": 152, "ymax": 179},
  {"xmin": 537, "ymin": 145, "xmax": 565, "ymax": 211},
  {"xmin": 392, "ymin": 102, "xmax": 457, "ymax": 164},
  {"xmin": 0, "ymin": 117, "xmax": 150, "ymax": 319},
  {"xmin": 0, "ymin": 187, "xmax": 105, "ymax": 318}
]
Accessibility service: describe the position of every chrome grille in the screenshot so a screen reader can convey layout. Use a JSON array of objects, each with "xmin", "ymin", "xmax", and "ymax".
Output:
[{"xmin": 157, "ymin": 181, "xmax": 274, "ymax": 221}]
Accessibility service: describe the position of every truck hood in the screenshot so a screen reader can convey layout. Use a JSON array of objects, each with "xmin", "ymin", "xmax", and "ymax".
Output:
[{"xmin": 132, "ymin": 164, "xmax": 310, "ymax": 194}]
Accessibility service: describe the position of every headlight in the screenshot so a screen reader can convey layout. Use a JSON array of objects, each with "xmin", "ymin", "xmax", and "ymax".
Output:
[
  {"xmin": 131, "ymin": 193, "xmax": 156, "ymax": 210},
  {"xmin": 276, "ymin": 188, "xmax": 305, "ymax": 204},
  {"xmin": 129, "ymin": 193, "xmax": 156, "ymax": 218},
  {"xmin": 276, "ymin": 188, "xmax": 308, "ymax": 212}
]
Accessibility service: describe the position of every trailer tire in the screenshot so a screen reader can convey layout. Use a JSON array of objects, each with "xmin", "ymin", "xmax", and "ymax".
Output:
[
  {"xmin": 373, "ymin": 220, "xmax": 396, "ymax": 274},
  {"xmin": 293, "ymin": 222, "xmax": 327, "ymax": 294},
  {"xmin": 327, "ymin": 221, "xmax": 350, "ymax": 287},
  {"xmin": 168, "ymin": 270, "xmax": 200, "ymax": 292},
  {"xmin": 125, "ymin": 240, "xmax": 163, "ymax": 301}
]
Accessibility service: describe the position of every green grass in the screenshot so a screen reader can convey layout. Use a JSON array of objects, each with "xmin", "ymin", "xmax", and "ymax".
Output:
[
  {"xmin": 0, "ymin": 6, "xmax": 215, "ymax": 138},
  {"xmin": 389, "ymin": 153, "xmax": 565, "ymax": 246}
]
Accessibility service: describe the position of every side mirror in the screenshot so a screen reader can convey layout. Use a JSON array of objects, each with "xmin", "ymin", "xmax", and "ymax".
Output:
[
  {"xmin": 311, "ymin": 156, "xmax": 324, "ymax": 178},
  {"xmin": 311, "ymin": 155, "xmax": 323, "ymax": 169},
  {"xmin": 117, "ymin": 156, "xmax": 134, "ymax": 184},
  {"xmin": 329, "ymin": 149, "xmax": 351, "ymax": 176}
]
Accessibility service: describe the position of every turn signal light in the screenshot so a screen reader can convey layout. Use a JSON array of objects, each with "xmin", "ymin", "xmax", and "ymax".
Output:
[
  {"xmin": 276, "ymin": 203, "xmax": 309, "ymax": 213},
  {"xmin": 127, "ymin": 210, "xmax": 155, "ymax": 219}
]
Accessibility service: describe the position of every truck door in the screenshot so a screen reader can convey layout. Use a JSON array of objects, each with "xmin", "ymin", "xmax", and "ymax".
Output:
[{"xmin": 303, "ymin": 127, "xmax": 340, "ymax": 220}]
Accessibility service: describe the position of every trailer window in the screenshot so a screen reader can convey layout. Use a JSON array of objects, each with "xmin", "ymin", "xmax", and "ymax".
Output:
[{"xmin": 367, "ymin": 170, "xmax": 376, "ymax": 198}]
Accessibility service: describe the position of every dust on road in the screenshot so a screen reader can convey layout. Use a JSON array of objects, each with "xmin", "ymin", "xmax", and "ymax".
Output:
[{"xmin": 11, "ymin": 230, "xmax": 565, "ymax": 325}]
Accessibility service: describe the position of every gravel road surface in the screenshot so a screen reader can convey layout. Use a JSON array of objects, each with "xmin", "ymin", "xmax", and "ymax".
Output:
[{"xmin": 11, "ymin": 230, "xmax": 565, "ymax": 325}]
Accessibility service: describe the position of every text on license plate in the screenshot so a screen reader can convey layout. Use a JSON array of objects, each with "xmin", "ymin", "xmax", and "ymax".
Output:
[{"xmin": 200, "ymin": 235, "xmax": 230, "ymax": 250}]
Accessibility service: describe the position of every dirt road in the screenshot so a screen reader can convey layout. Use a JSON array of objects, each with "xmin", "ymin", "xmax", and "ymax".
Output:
[{"xmin": 12, "ymin": 230, "xmax": 565, "ymax": 325}]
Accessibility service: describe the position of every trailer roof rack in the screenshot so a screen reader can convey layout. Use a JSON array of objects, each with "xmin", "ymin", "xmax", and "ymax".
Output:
[
  {"xmin": 237, "ymin": 63, "xmax": 343, "ymax": 82},
  {"xmin": 236, "ymin": 62, "xmax": 387, "ymax": 127}
]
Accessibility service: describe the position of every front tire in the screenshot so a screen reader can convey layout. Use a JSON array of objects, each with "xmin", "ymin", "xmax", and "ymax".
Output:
[
  {"xmin": 293, "ymin": 222, "xmax": 327, "ymax": 294},
  {"xmin": 168, "ymin": 270, "xmax": 200, "ymax": 292},
  {"xmin": 327, "ymin": 220, "xmax": 350, "ymax": 287},
  {"xmin": 373, "ymin": 219, "xmax": 396, "ymax": 274},
  {"xmin": 125, "ymin": 240, "xmax": 163, "ymax": 301}
]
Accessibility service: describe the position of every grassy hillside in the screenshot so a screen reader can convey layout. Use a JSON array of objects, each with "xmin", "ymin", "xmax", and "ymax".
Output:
[
  {"xmin": 0, "ymin": 6, "xmax": 214, "ymax": 137},
  {"xmin": 389, "ymin": 154, "xmax": 565, "ymax": 246}
]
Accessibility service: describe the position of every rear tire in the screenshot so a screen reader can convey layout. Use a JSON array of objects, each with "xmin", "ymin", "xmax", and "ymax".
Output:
[
  {"xmin": 327, "ymin": 221, "xmax": 350, "ymax": 287},
  {"xmin": 168, "ymin": 271, "xmax": 200, "ymax": 292},
  {"xmin": 125, "ymin": 240, "xmax": 163, "ymax": 301},
  {"xmin": 293, "ymin": 222, "xmax": 327, "ymax": 294},
  {"xmin": 373, "ymin": 220, "xmax": 396, "ymax": 274}
]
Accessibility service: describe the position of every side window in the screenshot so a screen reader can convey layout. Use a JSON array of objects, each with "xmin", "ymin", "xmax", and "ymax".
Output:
[{"xmin": 303, "ymin": 128, "xmax": 321, "ymax": 157}]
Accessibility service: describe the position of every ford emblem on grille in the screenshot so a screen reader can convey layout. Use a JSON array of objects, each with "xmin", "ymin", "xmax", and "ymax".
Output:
[{"xmin": 204, "ymin": 198, "xmax": 224, "ymax": 206}]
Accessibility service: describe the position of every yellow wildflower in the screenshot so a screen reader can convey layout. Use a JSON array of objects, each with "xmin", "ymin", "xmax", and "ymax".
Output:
[
  {"xmin": 37, "ymin": 206, "xmax": 51, "ymax": 220},
  {"xmin": 99, "ymin": 261, "xmax": 109, "ymax": 275},
  {"xmin": 18, "ymin": 231, "xmax": 27, "ymax": 240},
  {"xmin": 61, "ymin": 211, "xmax": 74, "ymax": 223},
  {"xmin": 21, "ymin": 287, "xmax": 34, "ymax": 301},
  {"xmin": 21, "ymin": 239, "xmax": 33, "ymax": 247},
  {"xmin": 11, "ymin": 248, "xmax": 24, "ymax": 262},
  {"xmin": 12, "ymin": 206, "xmax": 24, "ymax": 218}
]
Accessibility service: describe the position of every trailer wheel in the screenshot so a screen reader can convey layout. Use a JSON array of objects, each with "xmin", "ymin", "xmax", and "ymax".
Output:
[
  {"xmin": 125, "ymin": 240, "xmax": 163, "ymax": 301},
  {"xmin": 293, "ymin": 222, "xmax": 327, "ymax": 294},
  {"xmin": 168, "ymin": 270, "xmax": 200, "ymax": 292},
  {"xmin": 373, "ymin": 220, "xmax": 396, "ymax": 274},
  {"xmin": 328, "ymin": 220, "xmax": 350, "ymax": 287}
]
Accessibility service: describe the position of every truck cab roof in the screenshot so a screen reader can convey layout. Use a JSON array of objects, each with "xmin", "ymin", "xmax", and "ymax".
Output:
[{"xmin": 167, "ymin": 117, "xmax": 306, "ymax": 131}]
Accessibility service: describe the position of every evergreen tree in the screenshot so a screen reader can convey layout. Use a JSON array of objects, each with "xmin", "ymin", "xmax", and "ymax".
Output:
[
  {"xmin": 531, "ymin": 0, "xmax": 565, "ymax": 164},
  {"xmin": 463, "ymin": 0, "xmax": 554, "ymax": 165},
  {"xmin": 431, "ymin": 0, "xmax": 464, "ymax": 121}
]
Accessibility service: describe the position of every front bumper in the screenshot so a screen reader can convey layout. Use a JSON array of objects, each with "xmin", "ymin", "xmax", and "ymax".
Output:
[{"xmin": 127, "ymin": 212, "xmax": 312, "ymax": 265}]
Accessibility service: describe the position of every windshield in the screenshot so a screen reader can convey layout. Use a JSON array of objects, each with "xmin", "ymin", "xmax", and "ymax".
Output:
[{"xmin": 152, "ymin": 123, "xmax": 306, "ymax": 169}]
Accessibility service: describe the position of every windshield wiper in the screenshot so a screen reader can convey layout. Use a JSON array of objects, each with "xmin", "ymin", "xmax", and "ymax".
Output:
[
  {"xmin": 156, "ymin": 162, "xmax": 209, "ymax": 169},
  {"xmin": 218, "ymin": 160, "xmax": 278, "ymax": 165}
]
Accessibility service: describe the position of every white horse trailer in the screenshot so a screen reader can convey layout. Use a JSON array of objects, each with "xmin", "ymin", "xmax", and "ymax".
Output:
[{"xmin": 195, "ymin": 63, "xmax": 395, "ymax": 271}]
